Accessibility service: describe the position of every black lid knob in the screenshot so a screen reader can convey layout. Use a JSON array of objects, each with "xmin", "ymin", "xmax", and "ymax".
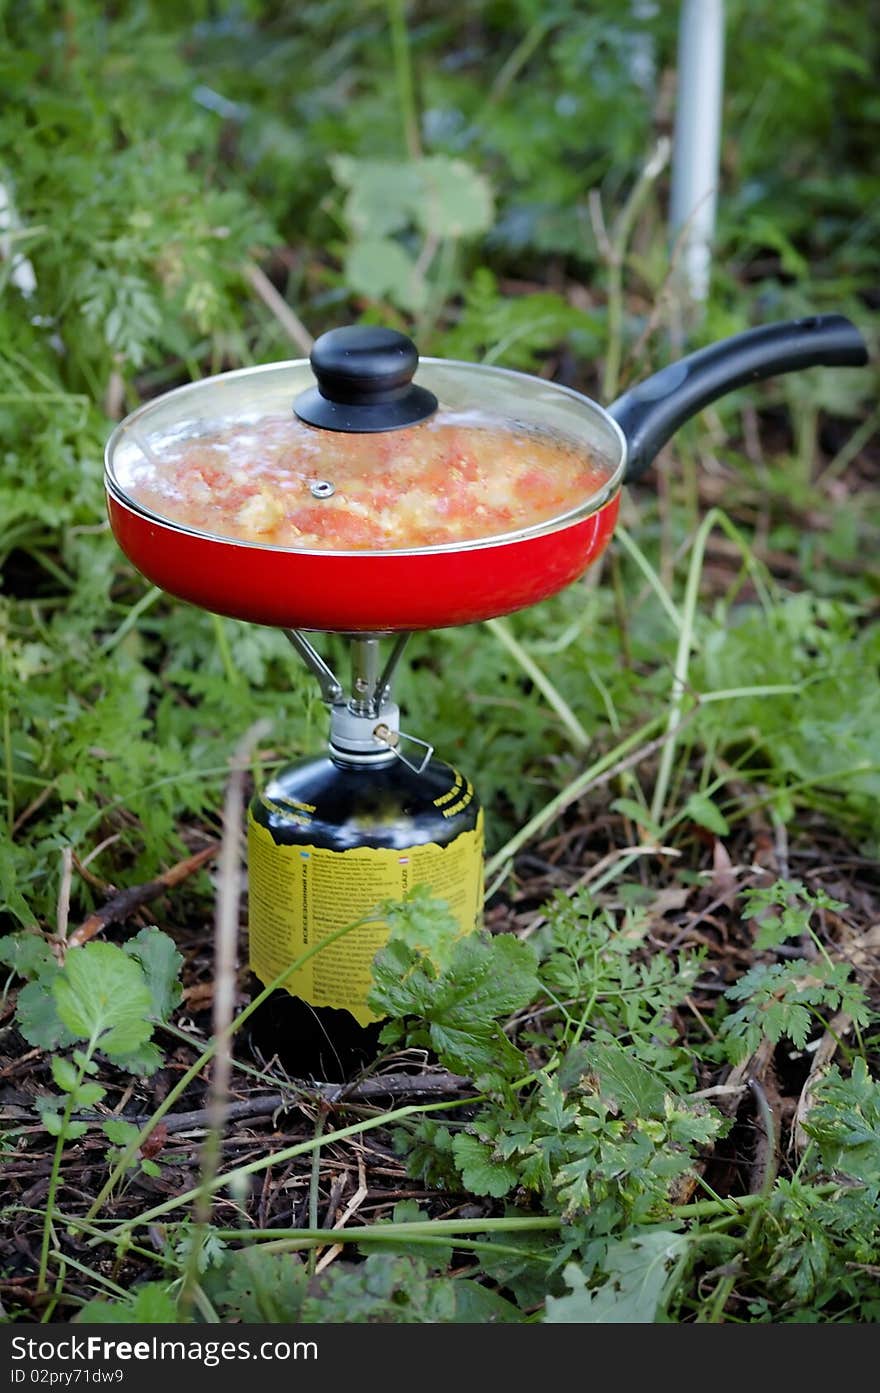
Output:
[{"xmin": 293, "ymin": 325, "xmax": 438, "ymax": 433}]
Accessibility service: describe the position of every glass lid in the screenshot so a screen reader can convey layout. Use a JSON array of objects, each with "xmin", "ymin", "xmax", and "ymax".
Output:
[{"xmin": 105, "ymin": 328, "xmax": 625, "ymax": 555}]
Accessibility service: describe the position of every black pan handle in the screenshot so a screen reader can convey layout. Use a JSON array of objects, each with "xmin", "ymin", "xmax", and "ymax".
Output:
[{"xmin": 609, "ymin": 315, "xmax": 869, "ymax": 484}]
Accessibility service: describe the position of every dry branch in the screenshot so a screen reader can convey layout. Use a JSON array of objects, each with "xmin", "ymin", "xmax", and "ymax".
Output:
[
  {"xmin": 67, "ymin": 843, "xmax": 220, "ymax": 948},
  {"xmin": 243, "ymin": 261, "xmax": 313, "ymax": 354},
  {"xmin": 793, "ymin": 1010, "xmax": 854, "ymax": 1154},
  {"xmin": 61, "ymin": 1071, "xmax": 474, "ymax": 1136}
]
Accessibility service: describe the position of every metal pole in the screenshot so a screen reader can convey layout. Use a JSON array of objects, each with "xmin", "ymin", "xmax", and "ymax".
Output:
[{"xmin": 669, "ymin": 0, "xmax": 726, "ymax": 310}]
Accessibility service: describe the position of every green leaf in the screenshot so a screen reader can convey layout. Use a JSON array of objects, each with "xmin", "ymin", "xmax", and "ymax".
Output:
[
  {"xmin": 331, "ymin": 155, "xmax": 420, "ymax": 237},
  {"xmin": 73, "ymin": 1050, "xmax": 100, "ymax": 1076},
  {"xmin": 331, "ymin": 153, "xmax": 492, "ymax": 313},
  {"xmin": 0, "ymin": 930, "xmax": 54, "ymax": 980},
  {"xmin": 683, "ymin": 792, "xmax": 730, "ymax": 837},
  {"xmin": 345, "ymin": 238, "xmax": 427, "ymax": 312},
  {"xmin": 721, "ymin": 957, "xmax": 870, "ymax": 1062},
  {"xmin": 545, "ymin": 1230, "xmax": 688, "ymax": 1323},
  {"xmin": 694, "ymin": 599, "xmax": 880, "ymax": 830},
  {"xmin": 578, "ymin": 1042, "xmax": 668, "ymax": 1119},
  {"xmin": 123, "ymin": 926, "xmax": 183, "ymax": 1022},
  {"xmin": 103, "ymin": 1118, "xmax": 142, "ymax": 1146},
  {"xmin": 53, "ymin": 942, "xmax": 153, "ymax": 1056},
  {"xmin": 429, "ymin": 1015, "xmax": 527, "ymax": 1085},
  {"xmin": 741, "ymin": 879, "xmax": 847, "ymax": 950},
  {"xmin": 75, "ymin": 1283, "xmax": 180, "ymax": 1325},
  {"xmin": 331, "ymin": 155, "xmax": 493, "ymax": 241},
  {"xmin": 75, "ymin": 268, "xmax": 163, "ymax": 368},
  {"xmin": 802, "ymin": 1059, "xmax": 880, "ymax": 1185},
  {"xmin": 380, "ymin": 884, "xmax": 470, "ymax": 976},
  {"xmin": 371, "ymin": 932, "xmax": 539, "ymax": 1085},
  {"xmin": 415, "ymin": 157, "xmax": 494, "ymax": 238},
  {"xmin": 557, "ymin": 1045, "xmax": 592, "ymax": 1094},
  {"xmin": 216, "ymin": 1248, "xmax": 308, "ymax": 1323},
  {"xmin": 450, "ymin": 1281, "xmax": 521, "ymax": 1323},
  {"xmin": 609, "ymin": 798, "xmax": 661, "ymax": 837},
  {"xmin": 765, "ymin": 1001, "xmax": 811, "ymax": 1049},
  {"xmin": 75, "ymin": 1081, "xmax": 106, "ymax": 1109},
  {"xmin": 51, "ymin": 1056, "xmax": 80, "ymax": 1093},
  {"xmin": 302, "ymin": 1253, "xmax": 457, "ymax": 1324},
  {"xmin": 0, "ymin": 846, "xmax": 37, "ymax": 926},
  {"xmin": 16, "ymin": 975, "xmax": 77, "ymax": 1051},
  {"xmin": 743, "ymin": 214, "xmax": 810, "ymax": 278},
  {"xmin": 37, "ymin": 1107, "xmax": 88, "ymax": 1142},
  {"xmin": 451, "ymin": 1132, "xmax": 519, "ymax": 1197},
  {"xmin": 175, "ymin": 1226, "xmax": 228, "ymax": 1276},
  {"xmin": 109, "ymin": 1041, "xmax": 164, "ymax": 1077},
  {"xmin": 35, "ymin": 1102, "xmax": 65, "ymax": 1137}
]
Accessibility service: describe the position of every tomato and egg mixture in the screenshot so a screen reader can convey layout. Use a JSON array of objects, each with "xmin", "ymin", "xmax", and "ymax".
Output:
[{"xmin": 122, "ymin": 411, "xmax": 612, "ymax": 551}]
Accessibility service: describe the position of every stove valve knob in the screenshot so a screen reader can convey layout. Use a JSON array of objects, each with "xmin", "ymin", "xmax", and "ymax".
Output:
[{"xmin": 373, "ymin": 722, "xmax": 434, "ymax": 775}]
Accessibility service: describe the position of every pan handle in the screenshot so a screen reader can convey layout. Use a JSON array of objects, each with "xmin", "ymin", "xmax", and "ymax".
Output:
[{"xmin": 609, "ymin": 315, "xmax": 869, "ymax": 484}]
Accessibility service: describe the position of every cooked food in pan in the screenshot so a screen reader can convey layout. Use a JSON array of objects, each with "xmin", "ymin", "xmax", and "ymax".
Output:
[{"xmin": 119, "ymin": 411, "xmax": 612, "ymax": 551}]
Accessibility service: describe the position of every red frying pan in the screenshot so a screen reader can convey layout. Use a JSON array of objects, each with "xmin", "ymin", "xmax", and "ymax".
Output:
[{"xmin": 105, "ymin": 316, "xmax": 867, "ymax": 632}]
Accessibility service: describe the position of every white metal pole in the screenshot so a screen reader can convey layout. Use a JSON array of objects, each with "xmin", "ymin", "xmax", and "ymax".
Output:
[{"xmin": 669, "ymin": 0, "xmax": 726, "ymax": 308}]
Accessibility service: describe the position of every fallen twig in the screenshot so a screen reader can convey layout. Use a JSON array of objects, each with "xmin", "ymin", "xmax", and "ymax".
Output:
[
  {"xmin": 793, "ymin": 1010, "xmax": 853, "ymax": 1154},
  {"xmin": 58, "ymin": 1071, "xmax": 475, "ymax": 1136},
  {"xmin": 67, "ymin": 843, "xmax": 220, "ymax": 948},
  {"xmin": 55, "ymin": 847, "xmax": 73, "ymax": 943},
  {"xmin": 670, "ymin": 1039, "xmax": 775, "ymax": 1206},
  {"xmin": 314, "ymin": 1153, "xmax": 369, "ymax": 1274},
  {"xmin": 11, "ymin": 783, "xmax": 56, "ymax": 838},
  {"xmin": 747, "ymin": 1074, "xmax": 779, "ymax": 1196},
  {"xmin": 292, "ymin": 1070, "xmax": 472, "ymax": 1105},
  {"xmin": 182, "ymin": 720, "xmax": 271, "ymax": 1313},
  {"xmin": 243, "ymin": 261, "xmax": 313, "ymax": 354}
]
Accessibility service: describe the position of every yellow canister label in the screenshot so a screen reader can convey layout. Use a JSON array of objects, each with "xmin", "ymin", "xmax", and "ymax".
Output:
[{"xmin": 247, "ymin": 809, "xmax": 484, "ymax": 1027}]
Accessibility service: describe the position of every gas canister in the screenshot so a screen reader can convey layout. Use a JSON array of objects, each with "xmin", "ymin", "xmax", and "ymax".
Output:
[{"xmin": 246, "ymin": 635, "xmax": 483, "ymax": 1078}]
